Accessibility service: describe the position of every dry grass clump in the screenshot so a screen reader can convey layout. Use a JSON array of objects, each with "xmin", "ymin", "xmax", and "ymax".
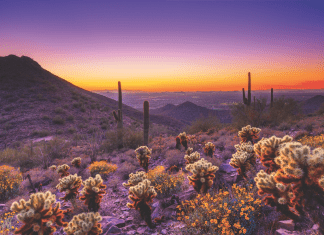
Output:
[{"xmin": 175, "ymin": 183, "xmax": 263, "ymax": 235}]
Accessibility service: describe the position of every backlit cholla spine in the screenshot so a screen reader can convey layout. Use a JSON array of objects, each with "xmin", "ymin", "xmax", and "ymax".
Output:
[
  {"xmin": 238, "ymin": 125, "xmax": 261, "ymax": 144},
  {"xmin": 127, "ymin": 179, "xmax": 157, "ymax": 229},
  {"xmin": 79, "ymin": 174, "xmax": 106, "ymax": 212},
  {"xmin": 64, "ymin": 212, "xmax": 102, "ymax": 235},
  {"xmin": 184, "ymin": 151, "xmax": 201, "ymax": 165},
  {"xmin": 185, "ymin": 158, "xmax": 218, "ymax": 194},
  {"xmin": 57, "ymin": 164, "xmax": 70, "ymax": 177},
  {"xmin": 10, "ymin": 191, "xmax": 68, "ymax": 235},
  {"xmin": 71, "ymin": 157, "xmax": 81, "ymax": 168},
  {"xmin": 203, "ymin": 142, "xmax": 215, "ymax": 157},
  {"xmin": 230, "ymin": 141, "xmax": 256, "ymax": 178},
  {"xmin": 135, "ymin": 146, "xmax": 152, "ymax": 172},
  {"xmin": 123, "ymin": 171, "xmax": 148, "ymax": 188}
]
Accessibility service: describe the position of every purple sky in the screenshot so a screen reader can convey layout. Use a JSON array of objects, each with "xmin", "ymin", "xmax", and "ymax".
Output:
[{"xmin": 1, "ymin": 0, "xmax": 323, "ymax": 91}]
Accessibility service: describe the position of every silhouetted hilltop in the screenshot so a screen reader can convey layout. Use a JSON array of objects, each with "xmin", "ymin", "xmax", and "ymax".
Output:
[
  {"xmin": 0, "ymin": 55, "xmax": 186, "ymax": 149},
  {"xmin": 300, "ymin": 95, "xmax": 324, "ymax": 115},
  {"xmin": 150, "ymin": 101, "xmax": 232, "ymax": 124}
]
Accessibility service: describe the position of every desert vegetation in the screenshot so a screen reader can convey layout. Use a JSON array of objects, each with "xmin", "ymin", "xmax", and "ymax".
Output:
[{"xmin": 0, "ymin": 101, "xmax": 323, "ymax": 234}]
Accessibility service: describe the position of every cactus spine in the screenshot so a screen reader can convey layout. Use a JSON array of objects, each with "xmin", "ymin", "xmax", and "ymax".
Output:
[
  {"xmin": 144, "ymin": 101, "xmax": 149, "ymax": 146},
  {"xmin": 112, "ymin": 81, "xmax": 123, "ymax": 149},
  {"xmin": 271, "ymin": 88, "xmax": 273, "ymax": 108},
  {"xmin": 242, "ymin": 72, "xmax": 252, "ymax": 106}
]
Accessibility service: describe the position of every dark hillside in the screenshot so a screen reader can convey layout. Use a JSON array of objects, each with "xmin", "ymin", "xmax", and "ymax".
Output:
[{"xmin": 0, "ymin": 55, "xmax": 186, "ymax": 149}]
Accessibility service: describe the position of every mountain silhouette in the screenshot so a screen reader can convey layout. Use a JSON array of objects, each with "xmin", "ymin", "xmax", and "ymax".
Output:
[
  {"xmin": 0, "ymin": 55, "xmax": 186, "ymax": 148},
  {"xmin": 150, "ymin": 101, "xmax": 232, "ymax": 124}
]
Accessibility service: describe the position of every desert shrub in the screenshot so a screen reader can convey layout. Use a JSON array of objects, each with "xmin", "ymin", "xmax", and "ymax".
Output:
[
  {"xmin": 52, "ymin": 115, "xmax": 65, "ymax": 125},
  {"xmin": 123, "ymin": 128, "xmax": 144, "ymax": 149},
  {"xmin": 80, "ymin": 106, "xmax": 86, "ymax": 112},
  {"xmin": 267, "ymin": 96, "xmax": 304, "ymax": 126},
  {"xmin": 88, "ymin": 126, "xmax": 99, "ymax": 134},
  {"xmin": 278, "ymin": 122, "xmax": 291, "ymax": 131},
  {"xmin": 54, "ymin": 107, "xmax": 65, "ymax": 114},
  {"xmin": 73, "ymin": 102, "xmax": 81, "ymax": 108},
  {"xmin": 296, "ymin": 134, "xmax": 324, "ymax": 149},
  {"xmin": 66, "ymin": 115, "xmax": 74, "ymax": 121},
  {"xmin": 88, "ymin": 161, "xmax": 117, "ymax": 179},
  {"xmin": 176, "ymin": 183, "xmax": 262, "ymax": 235},
  {"xmin": 184, "ymin": 114, "xmax": 222, "ymax": 135},
  {"xmin": 117, "ymin": 162, "xmax": 138, "ymax": 180},
  {"xmin": 165, "ymin": 149, "xmax": 185, "ymax": 168},
  {"xmin": 42, "ymin": 115, "xmax": 50, "ymax": 120},
  {"xmin": 100, "ymin": 130, "xmax": 119, "ymax": 153},
  {"xmin": 56, "ymin": 129, "xmax": 64, "ymax": 135},
  {"xmin": 229, "ymin": 98, "xmax": 268, "ymax": 130},
  {"xmin": 68, "ymin": 127, "xmax": 76, "ymax": 134},
  {"xmin": 304, "ymin": 123, "xmax": 314, "ymax": 132},
  {"xmin": 0, "ymin": 165, "xmax": 22, "ymax": 201},
  {"xmin": 147, "ymin": 165, "xmax": 185, "ymax": 199},
  {"xmin": 43, "ymin": 137, "xmax": 70, "ymax": 160}
]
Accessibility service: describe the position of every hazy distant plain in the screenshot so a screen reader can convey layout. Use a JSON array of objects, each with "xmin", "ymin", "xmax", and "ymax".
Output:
[{"xmin": 94, "ymin": 89, "xmax": 324, "ymax": 112}]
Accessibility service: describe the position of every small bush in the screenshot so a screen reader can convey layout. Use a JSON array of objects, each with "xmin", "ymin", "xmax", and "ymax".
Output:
[
  {"xmin": 42, "ymin": 115, "xmax": 50, "ymax": 120},
  {"xmin": 52, "ymin": 115, "xmax": 65, "ymax": 125},
  {"xmin": 73, "ymin": 102, "xmax": 81, "ymax": 108},
  {"xmin": 54, "ymin": 107, "xmax": 65, "ymax": 114},
  {"xmin": 88, "ymin": 161, "xmax": 118, "ymax": 179},
  {"xmin": 0, "ymin": 165, "xmax": 22, "ymax": 201},
  {"xmin": 165, "ymin": 149, "xmax": 184, "ymax": 168},
  {"xmin": 147, "ymin": 165, "xmax": 185, "ymax": 199},
  {"xmin": 37, "ymin": 130, "xmax": 50, "ymax": 137},
  {"xmin": 68, "ymin": 127, "xmax": 76, "ymax": 134},
  {"xmin": 184, "ymin": 114, "xmax": 222, "ymax": 135},
  {"xmin": 56, "ymin": 129, "xmax": 64, "ymax": 135},
  {"xmin": 123, "ymin": 128, "xmax": 143, "ymax": 149},
  {"xmin": 66, "ymin": 115, "xmax": 74, "ymax": 121},
  {"xmin": 176, "ymin": 183, "xmax": 263, "ymax": 235},
  {"xmin": 305, "ymin": 123, "xmax": 313, "ymax": 132}
]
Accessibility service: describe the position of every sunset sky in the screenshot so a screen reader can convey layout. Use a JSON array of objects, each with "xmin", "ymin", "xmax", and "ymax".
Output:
[{"xmin": 1, "ymin": 0, "xmax": 323, "ymax": 92}]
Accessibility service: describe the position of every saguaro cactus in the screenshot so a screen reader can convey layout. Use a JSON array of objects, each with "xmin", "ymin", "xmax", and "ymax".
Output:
[
  {"xmin": 112, "ymin": 81, "xmax": 123, "ymax": 149},
  {"xmin": 242, "ymin": 72, "xmax": 252, "ymax": 106},
  {"xmin": 144, "ymin": 101, "xmax": 149, "ymax": 146},
  {"xmin": 271, "ymin": 88, "xmax": 274, "ymax": 108}
]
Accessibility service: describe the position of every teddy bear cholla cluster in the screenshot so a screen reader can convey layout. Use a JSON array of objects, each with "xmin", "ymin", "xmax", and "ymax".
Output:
[{"xmin": 63, "ymin": 212, "xmax": 102, "ymax": 235}]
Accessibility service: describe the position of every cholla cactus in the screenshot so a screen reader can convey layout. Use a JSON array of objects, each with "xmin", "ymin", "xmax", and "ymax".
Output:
[
  {"xmin": 63, "ymin": 212, "xmax": 102, "ymax": 235},
  {"xmin": 254, "ymin": 140, "xmax": 324, "ymax": 233},
  {"xmin": 127, "ymin": 179, "xmax": 157, "ymax": 229},
  {"xmin": 238, "ymin": 125, "xmax": 261, "ymax": 144},
  {"xmin": 178, "ymin": 132, "xmax": 188, "ymax": 150},
  {"xmin": 230, "ymin": 142, "xmax": 256, "ymax": 179},
  {"xmin": 56, "ymin": 174, "xmax": 82, "ymax": 209},
  {"xmin": 254, "ymin": 170, "xmax": 298, "ymax": 220},
  {"xmin": 57, "ymin": 164, "xmax": 70, "ymax": 177},
  {"xmin": 203, "ymin": 142, "xmax": 215, "ymax": 157},
  {"xmin": 10, "ymin": 191, "xmax": 68, "ymax": 235},
  {"xmin": 135, "ymin": 146, "xmax": 152, "ymax": 172},
  {"xmin": 254, "ymin": 135, "xmax": 293, "ymax": 174},
  {"xmin": 71, "ymin": 157, "xmax": 81, "ymax": 168},
  {"xmin": 186, "ymin": 147, "xmax": 193, "ymax": 156},
  {"xmin": 185, "ymin": 158, "xmax": 219, "ymax": 194},
  {"xmin": 79, "ymin": 174, "xmax": 106, "ymax": 212},
  {"xmin": 184, "ymin": 151, "xmax": 201, "ymax": 165},
  {"xmin": 49, "ymin": 165, "xmax": 57, "ymax": 172},
  {"xmin": 123, "ymin": 171, "xmax": 148, "ymax": 188}
]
